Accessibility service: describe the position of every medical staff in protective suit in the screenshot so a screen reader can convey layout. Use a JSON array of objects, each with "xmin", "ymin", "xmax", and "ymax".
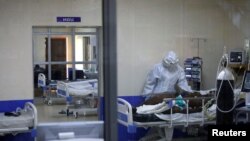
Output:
[{"xmin": 142, "ymin": 51, "xmax": 193, "ymax": 100}]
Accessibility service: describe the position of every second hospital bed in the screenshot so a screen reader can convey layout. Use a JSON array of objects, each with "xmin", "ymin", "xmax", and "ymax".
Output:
[
  {"xmin": 57, "ymin": 79, "xmax": 98, "ymax": 118},
  {"xmin": 0, "ymin": 102, "xmax": 37, "ymax": 137},
  {"xmin": 117, "ymin": 91, "xmax": 217, "ymax": 141}
]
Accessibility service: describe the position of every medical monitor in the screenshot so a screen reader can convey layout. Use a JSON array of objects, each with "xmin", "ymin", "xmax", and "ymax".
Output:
[
  {"xmin": 229, "ymin": 48, "xmax": 245, "ymax": 64},
  {"xmin": 68, "ymin": 68, "xmax": 85, "ymax": 80},
  {"xmin": 241, "ymin": 71, "xmax": 250, "ymax": 92}
]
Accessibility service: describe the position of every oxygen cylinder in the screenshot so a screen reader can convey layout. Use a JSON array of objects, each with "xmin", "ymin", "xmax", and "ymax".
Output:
[{"xmin": 216, "ymin": 68, "xmax": 234, "ymax": 125}]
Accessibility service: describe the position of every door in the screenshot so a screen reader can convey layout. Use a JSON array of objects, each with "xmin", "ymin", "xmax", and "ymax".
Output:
[{"xmin": 46, "ymin": 38, "xmax": 67, "ymax": 80}]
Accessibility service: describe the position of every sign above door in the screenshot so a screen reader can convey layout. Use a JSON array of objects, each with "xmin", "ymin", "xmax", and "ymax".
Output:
[{"xmin": 57, "ymin": 17, "xmax": 81, "ymax": 22}]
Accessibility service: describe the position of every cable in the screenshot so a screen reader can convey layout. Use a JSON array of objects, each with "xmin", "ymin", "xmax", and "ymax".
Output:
[{"xmin": 215, "ymin": 52, "xmax": 239, "ymax": 113}]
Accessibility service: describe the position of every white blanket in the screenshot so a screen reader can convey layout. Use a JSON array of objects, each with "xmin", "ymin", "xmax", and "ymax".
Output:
[
  {"xmin": 68, "ymin": 84, "xmax": 97, "ymax": 96},
  {"xmin": 136, "ymin": 102, "xmax": 169, "ymax": 114},
  {"xmin": 136, "ymin": 100, "xmax": 175, "ymax": 114},
  {"xmin": 62, "ymin": 79, "xmax": 98, "ymax": 96}
]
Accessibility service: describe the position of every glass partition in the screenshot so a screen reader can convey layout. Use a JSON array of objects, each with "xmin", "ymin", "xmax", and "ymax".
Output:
[
  {"xmin": 33, "ymin": 27, "xmax": 100, "ymax": 124},
  {"xmin": 115, "ymin": 0, "xmax": 250, "ymax": 140}
]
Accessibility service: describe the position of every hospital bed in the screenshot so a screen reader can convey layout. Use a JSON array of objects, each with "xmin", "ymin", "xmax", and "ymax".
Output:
[
  {"xmin": 38, "ymin": 73, "xmax": 66, "ymax": 105},
  {"xmin": 56, "ymin": 79, "xmax": 98, "ymax": 118},
  {"xmin": 117, "ymin": 93, "xmax": 216, "ymax": 141},
  {"xmin": 0, "ymin": 102, "xmax": 37, "ymax": 136}
]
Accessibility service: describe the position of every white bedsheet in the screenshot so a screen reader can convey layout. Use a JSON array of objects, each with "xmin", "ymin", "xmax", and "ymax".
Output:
[
  {"xmin": 155, "ymin": 112, "xmax": 207, "ymax": 122},
  {"xmin": 60, "ymin": 79, "xmax": 98, "ymax": 96},
  {"xmin": 136, "ymin": 101, "xmax": 173, "ymax": 114},
  {"xmin": 68, "ymin": 85, "xmax": 97, "ymax": 96},
  {"xmin": 136, "ymin": 100, "xmax": 216, "ymax": 123}
]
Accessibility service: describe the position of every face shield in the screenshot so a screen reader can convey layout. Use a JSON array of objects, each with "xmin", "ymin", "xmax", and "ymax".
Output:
[{"xmin": 162, "ymin": 51, "xmax": 179, "ymax": 69}]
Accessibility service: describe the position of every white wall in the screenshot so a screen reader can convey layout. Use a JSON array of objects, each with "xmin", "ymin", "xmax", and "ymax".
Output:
[
  {"xmin": 117, "ymin": 0, "xmax": 247, "ymax": 96},
  {"xmin": 0, "ymin": 0, "xmax": 101, "ymax": 100}
]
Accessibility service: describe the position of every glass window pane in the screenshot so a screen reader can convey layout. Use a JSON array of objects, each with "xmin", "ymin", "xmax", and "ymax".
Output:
[
  {"xmin": 50, "ymin": 27, "xmax": 72, "ymax": 33},
  {"xmin": 75, "ymin": 28, "xmax": 96, "ymax": 33},
  {"xmin": 68, "ymin": 68, "xmax": 86, "ymax": 81},
  {"xmin": 75, "ymin": 63, "xmax": 98, "ymax": 73},
  {"xmin": 33, "ymin": 27, "xmax": 100, "ymax": 124},
  {"xmin": 50, "ymin": 35, "xmax": 72, "ymax": 62},
  {"xmin": 75, "ymin": 35, "xmax": 97, "ymax": 62},
  {"xmin": 33, "ymin": 35, "xmax": 48, "ymax": 63},
  {"xmin": 51, "ymin": 64, "xmax": 67, "ymax": 80}
]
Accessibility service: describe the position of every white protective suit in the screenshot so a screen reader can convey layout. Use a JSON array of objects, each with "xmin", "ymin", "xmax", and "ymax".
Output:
[{"xmin": 142, "ymin": 51, "xmax": 193, "ymax": 99}]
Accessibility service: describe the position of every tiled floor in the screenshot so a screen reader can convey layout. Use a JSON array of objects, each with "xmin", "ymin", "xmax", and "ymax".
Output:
[{"xmin": 34, "ymin": 97, "xmax": 98, "ymax": 123}]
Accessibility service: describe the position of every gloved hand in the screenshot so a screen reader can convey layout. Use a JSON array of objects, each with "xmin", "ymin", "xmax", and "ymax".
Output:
[
  {"xmin": 175, "ymin": 95, "xmax": 186, "ymax": 110},
  {"xmin": 180, "ymin": 91, "xmax": 189, "ymax": 97}
]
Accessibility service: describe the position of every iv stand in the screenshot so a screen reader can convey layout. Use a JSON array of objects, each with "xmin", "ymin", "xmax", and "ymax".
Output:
[{"xmin": 191, "ymin": 38, "xmax": 206, "ymax": 57}]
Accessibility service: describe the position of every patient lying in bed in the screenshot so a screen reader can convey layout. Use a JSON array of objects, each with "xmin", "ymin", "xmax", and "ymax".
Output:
[{"xmin": 132, "ymin": 91, "xmax": 215, "ymax": 122}]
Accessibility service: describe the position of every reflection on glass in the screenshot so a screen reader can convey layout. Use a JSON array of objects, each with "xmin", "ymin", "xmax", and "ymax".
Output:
[
  {"xmin": 51, "ymin": 64, "xmax": 67, "ymax": 80},
  {"xmin": 75, "ymin": 63, "xmax": 98, "ymax": 73},
  {"xmin": 114, "ymin": 1, "xmax": 250, "ymax": 140},
  {"xmin": 75, "ymin": 35, "xmax": 97, "ymax": 64}
]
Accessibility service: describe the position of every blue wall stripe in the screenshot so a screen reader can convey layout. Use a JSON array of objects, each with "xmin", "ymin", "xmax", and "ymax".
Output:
[
  {"xmin": 0, "ymin": 99, "xmax": 33, "ymax": 112},
  {"xmin": 99, "ymin": 95, "xmax": 145, "ymax": 121}
]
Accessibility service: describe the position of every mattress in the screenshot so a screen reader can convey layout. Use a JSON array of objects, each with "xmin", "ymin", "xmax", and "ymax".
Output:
[{"xmin": 0, "ymin": 111, "xmax": 34, "ymax": 129}]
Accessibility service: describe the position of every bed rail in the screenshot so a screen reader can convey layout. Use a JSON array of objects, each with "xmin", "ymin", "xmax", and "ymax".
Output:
[
  {"xmin": 57, "ymin": 81, "xmax": 69, "ymax": 97},
  {"xmin": 0, "ymin": 102, "xmax": 37, "ymax": 136},
  {"xmin": 117, "ymin": 98, "xmax": 133, "ymax": 127},
  {"xmin": 25, "ymin": 102, "xmax": 38, "ymax": 130},
  {"xmin": 38, "ymin": 73, "xmax": 46, "ymax": 88}
]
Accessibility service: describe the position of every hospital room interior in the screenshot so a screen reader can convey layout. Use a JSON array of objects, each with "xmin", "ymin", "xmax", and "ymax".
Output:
[{"xmin": 1, "ymin": 0, "xmax": 250, "ymax": 141}]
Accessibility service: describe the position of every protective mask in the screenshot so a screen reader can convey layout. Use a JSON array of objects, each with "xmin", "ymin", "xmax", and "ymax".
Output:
[
  {"xmin": 162, "ymin": 59, "xmax": 177, "ymax": 71},
  {"xmin": 162, "ymin": 59, "xmax": 172, "ymax": 68},
  {"xmin": 162, "ymin": 51, "xmax": 179, "ymax": 70}
]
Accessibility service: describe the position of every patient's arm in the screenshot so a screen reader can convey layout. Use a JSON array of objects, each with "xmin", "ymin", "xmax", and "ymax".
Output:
[
  {"xmin": 142, "ymin": 92, "xmax": 176, "ymax": 105},
  {"xmin": 141, "ymin": 91, "xmax": 214, "ymax": 108}
]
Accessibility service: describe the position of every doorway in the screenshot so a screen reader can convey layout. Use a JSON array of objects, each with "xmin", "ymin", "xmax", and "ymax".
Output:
[{"xmin": 33, "ymin": 27, "xmax": 100, "ymax": 123}]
